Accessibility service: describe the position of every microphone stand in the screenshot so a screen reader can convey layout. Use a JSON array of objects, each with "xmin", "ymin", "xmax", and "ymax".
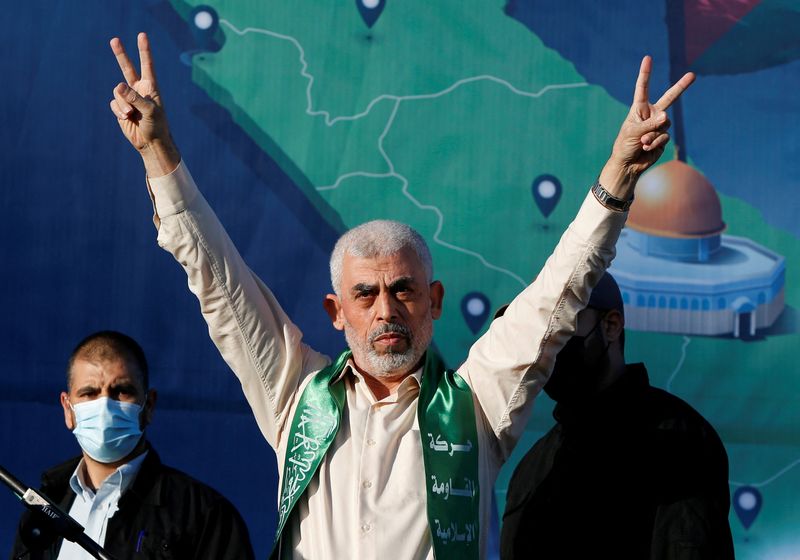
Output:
[{"xmin": 1, "ymin": 464, "xmax": 117, "ymax": 560}]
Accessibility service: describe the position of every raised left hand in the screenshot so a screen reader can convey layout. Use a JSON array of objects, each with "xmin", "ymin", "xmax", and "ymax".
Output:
[{"xmin": 601, "ymin": 56, "xmax": 695, "ymax": 197}]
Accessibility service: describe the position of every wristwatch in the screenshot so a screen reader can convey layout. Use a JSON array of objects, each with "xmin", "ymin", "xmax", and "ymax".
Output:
[{"xmin": 591, "ymin": 180, "xmax": 634, "ymax": 212}]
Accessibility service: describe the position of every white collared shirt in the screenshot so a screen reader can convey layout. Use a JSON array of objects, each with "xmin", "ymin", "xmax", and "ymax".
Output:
[
  {"xmin": 57, "ymin": 452, "xmax": 147, "ymax": 559},
  {"xmin": 278, "ymin": 361, "xmax": 429, "ymax": 558}
]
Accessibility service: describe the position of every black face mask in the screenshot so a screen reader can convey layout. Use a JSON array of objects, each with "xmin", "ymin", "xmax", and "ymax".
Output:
[{"xmin": 544, "ymin": 316, "xmax": 610, "ymax": 404}]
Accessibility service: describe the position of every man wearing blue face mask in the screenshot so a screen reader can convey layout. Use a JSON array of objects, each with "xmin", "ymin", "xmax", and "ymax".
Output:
[
  {"xmin": 499, "ymin": 273, "xmax": 734, "ymax": 559},
  {"xmin": 10, "ymin": 331, "xmax": 255, "ymax": 560}
]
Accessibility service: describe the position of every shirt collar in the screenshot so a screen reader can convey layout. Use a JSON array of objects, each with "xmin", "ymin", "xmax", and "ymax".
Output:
[
  {"xmin": 341, "ymin": 358, "xmax": 423, "ymax": 393},
  {"xmin": 69, "ymin": 450, "xmax": 149, "ymax": 500}
]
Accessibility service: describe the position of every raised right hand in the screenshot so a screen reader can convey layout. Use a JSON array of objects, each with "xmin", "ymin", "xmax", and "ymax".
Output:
[{"xmin": 109, "ymin": 32, "xmax": 180, "ymax": 176}]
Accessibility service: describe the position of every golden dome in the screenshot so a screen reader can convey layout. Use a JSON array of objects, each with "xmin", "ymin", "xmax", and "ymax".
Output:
[{"xmin": 628, "ymin": 160, "xmax": 726, "ymax": 238}]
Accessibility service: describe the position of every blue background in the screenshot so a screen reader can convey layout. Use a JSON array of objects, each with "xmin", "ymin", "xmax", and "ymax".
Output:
[{"xmin": 1, "ymin": 1, "xmax": 798, "ymax": 557}]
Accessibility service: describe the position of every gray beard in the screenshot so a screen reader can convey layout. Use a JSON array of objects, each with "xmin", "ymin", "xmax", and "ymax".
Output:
[{"xmin": 344, "ymin": 320, "xmax": 433, "ymax": 378}]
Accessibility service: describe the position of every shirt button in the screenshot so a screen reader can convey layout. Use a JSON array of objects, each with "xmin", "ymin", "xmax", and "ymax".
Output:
[
  {"xmin": 366, "ymin": 439, "xmax": 376, "ymax": 447},
  {"xmin": 362, "ymin": 480, "xmax": 372, "ymax": 489},
  {"xmin": 361, "ymin": 523, "xmax": 372, "ymax": 533}
]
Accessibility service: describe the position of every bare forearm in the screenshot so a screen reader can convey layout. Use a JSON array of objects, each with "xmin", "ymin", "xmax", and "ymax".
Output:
[
  {"xmin": 597, "ymin": 157, "xmax": 640, "ymax": 201},
  {"xmin": 140, "ymin": 138, "xmax": 181, "ymax": 178}
]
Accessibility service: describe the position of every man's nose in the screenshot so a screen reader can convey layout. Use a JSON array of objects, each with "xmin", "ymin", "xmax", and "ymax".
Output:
[
  {"xmin": 375, "ymin": 290, "xmax": 399, "ymax": 322},
  {"xmin": 99, "ymin": 388, "xmax": 121, "ymax": 400}
]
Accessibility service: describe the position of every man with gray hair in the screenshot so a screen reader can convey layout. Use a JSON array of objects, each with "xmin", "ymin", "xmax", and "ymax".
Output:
[
  {"xmin": 108, "ymin": 32, "xmax": 694, "ymax": 559},
  {"xmin": 327, "ymin": 220, "xmax": 435, "ymax": 380}
]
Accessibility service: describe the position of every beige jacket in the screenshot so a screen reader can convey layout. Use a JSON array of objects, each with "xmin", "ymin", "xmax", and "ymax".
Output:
[{"xmin": 147, "ymin": 161, "xmax": 626, "ymax": 559}]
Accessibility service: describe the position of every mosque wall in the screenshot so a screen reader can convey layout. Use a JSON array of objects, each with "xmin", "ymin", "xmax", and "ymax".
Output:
[{"xmin": 622, "ymin": 288, "xmax": 785, "ymax": 337}]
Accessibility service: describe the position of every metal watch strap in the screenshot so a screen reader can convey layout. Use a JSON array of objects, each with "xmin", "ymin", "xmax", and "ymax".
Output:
[{"xmin": 591, "ymin": 180, "xmax": 633, "ymax": 212}]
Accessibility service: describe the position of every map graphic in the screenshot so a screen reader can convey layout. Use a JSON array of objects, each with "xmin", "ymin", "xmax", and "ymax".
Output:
[
  {"xmin": 1, "ymin": 1, "xmax": 798, "ymax": 557},
  {"xmin": 174, "ymin": 0, "xmax": 800, "ymax": 554}
]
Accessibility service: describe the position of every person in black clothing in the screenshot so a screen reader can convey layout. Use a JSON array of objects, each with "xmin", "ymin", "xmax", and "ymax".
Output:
[
  {"xmin": 10, "ymin": 331, "xmax": 254, "ymax": 560},
  {"xmin": 499, "ymin": 273, "xmax": 734, "ymax": 559}
]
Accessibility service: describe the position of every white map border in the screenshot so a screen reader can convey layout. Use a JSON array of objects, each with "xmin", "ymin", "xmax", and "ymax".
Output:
[
  {"xmin": 221, "ymin": 18, "xmax": 590, "ymax": 289},
  {"xmin": 664, "ymin": 336, "xmax": 800, "ymax": 489}
]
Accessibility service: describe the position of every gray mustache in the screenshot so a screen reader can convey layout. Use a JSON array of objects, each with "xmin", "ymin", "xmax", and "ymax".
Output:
[{"xmin": 369, "ymin": 323, "xmax": 412, "ymax": 344}]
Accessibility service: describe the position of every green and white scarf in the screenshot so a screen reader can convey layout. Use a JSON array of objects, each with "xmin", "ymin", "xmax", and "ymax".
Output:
[{"xmin": 271, "ymin": 349, "xmax": 480, "ymax": 560}]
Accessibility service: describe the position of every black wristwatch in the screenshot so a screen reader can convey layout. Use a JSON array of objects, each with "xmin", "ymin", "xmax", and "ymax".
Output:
[{"xmin": 591, "ymin": 180, "xmax": 633, "ymax": 212}]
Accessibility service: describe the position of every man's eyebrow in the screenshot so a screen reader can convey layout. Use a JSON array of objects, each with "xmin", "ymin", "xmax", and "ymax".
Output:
[
  {"xmin": 110, "ymin": 380, "xmax": 139, "ymax": 391},
  {"xmin": 351, "ymin": 283, "xmax": 378, "ymax": 295},
  {"xmin": 389, "ymin": 276, "xmax": 416, "ymax": 290},
  {"xmin": 75, "ymin": 383, "xmax": 100, "ymax": 394}
]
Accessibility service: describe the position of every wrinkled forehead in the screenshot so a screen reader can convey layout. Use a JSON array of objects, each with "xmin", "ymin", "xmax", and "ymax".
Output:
[
  {"xmin": 341, "ymin": 247, "xmax": 427, "ymax": 286},
  {"xmin": 69, "ymin": 357, "xmax": 143, "ymax": 390}
]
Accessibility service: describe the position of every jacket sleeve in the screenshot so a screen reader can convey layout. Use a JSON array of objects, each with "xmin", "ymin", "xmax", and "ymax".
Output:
[
  {"xmin": 457, "ymin": 192, "xmax": 627, "ymax": 460},
  {"xmin": 9, "ymin": 515, "xmax": 31, "ymax": 560},
  {"xmin": 649, "ymin": 418, "xmax": 735, "ymax": 560},
  {"xmin": 649, "ymin": 497, "xmax": 735, "ymax": 560},
  {"xmin": 193, "ymin": 495, "xmax": 257, "ymax": 560},
  {"xmin": 146, "ymin": 161, "xmax": 331, "ymax": 449}
]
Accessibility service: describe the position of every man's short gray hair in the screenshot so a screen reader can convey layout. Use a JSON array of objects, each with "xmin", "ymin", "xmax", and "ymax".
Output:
[{"xmin": 330, "ymin": 220, "xmax": 433, "ymax": 295}]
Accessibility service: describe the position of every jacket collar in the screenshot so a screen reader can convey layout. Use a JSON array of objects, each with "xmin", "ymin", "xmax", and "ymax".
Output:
[
  {"xmin": 115, "ymin": 443, "xmax": 165, "ymax": 507},
  {"xmin": 41, "ymin": 442, "xmax": 164, "ymax": 507}
]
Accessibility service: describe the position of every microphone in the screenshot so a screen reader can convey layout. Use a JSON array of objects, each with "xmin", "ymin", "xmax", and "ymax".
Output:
[{"xmin": 1, "ymin": 464, "xmax": 118, "ymax": 560}]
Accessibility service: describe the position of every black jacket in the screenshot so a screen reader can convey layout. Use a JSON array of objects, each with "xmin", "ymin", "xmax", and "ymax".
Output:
[
  {"xmin": 10, "ymin": 445, "xmax": 255, "ymax": 560},
  {"xmin": 501, "ymin": 364, "xmax": 734, "ymax": 560}
]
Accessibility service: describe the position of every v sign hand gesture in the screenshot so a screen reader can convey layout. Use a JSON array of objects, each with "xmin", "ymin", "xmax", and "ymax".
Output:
[
  {"xmin": 109, "ymin": 33, "xmax": 180, "ymax": 177},
  {"xmin": 598, "ymin": 56, "xmax": 695, "ymax": 203}
]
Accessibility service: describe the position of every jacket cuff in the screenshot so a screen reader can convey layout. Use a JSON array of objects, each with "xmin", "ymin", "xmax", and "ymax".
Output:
[
  {"xmin": 569, "ymin": 191, "xmax": 628, "ymax": 248},
  {"xmin": 146, "ymin": 160, "xmax": 199, "ymax": 222}
]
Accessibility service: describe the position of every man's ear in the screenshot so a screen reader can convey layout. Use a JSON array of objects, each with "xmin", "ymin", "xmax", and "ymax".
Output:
[
  {"xmin": 323, "ymin": 294, "xmax": 345, "ymax": 331},
  {"xmin": 430, "ymin": 281, "xmax": 445, "ymax": 320},
  {"xmin": 602, "ymin": 309, "xmax": 625, "ymax": 343},
  {"xmin": 60, "ymin": 392, "xmax": 75, "ymax": 431},
  {"xmin": 141, "ymin": 389, "xmax": 157, "ymax": 429}
]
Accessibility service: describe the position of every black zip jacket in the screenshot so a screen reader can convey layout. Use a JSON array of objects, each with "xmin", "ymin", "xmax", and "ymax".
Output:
[
  {"xmin": 501, "ymin": 364, "xmax": 734, "ymax": 559},
  {"xmin": 10, "ymin": 445, "xmax": 255, "ymax": 560}
]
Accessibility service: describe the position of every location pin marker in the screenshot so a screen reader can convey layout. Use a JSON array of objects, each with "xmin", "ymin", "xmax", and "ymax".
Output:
[
  {"xmin": 356, "ymin": 0, "xmax": 386, "ymax": 28},
  {"xmin": 733, "ymin": 486, "xmax": 762, "ymax": 530},
  {"xmin": 190, "ymin": 5, "xmax": 220, "ymax": 50},
  {"xmin": 180, "ymin": 5, "xmax": 222, "ymax": 66},
  {"xmin": 461, "ymin": 292, "xmax": 491, "ymax": 334},
  {"xmin": 531, "ymin": 174, "xmax": 562, "ymax": 218}
]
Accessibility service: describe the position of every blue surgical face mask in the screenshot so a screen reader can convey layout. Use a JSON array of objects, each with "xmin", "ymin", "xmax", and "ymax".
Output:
[{"xmin": 69, "ymin": 397, "xmax": 144, "ymax": 463}]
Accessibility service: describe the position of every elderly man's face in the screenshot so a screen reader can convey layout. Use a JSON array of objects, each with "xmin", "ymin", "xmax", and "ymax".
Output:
[{"xmin": 324, "ymin": 247, "xmax": 444, "ymax": 378}]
